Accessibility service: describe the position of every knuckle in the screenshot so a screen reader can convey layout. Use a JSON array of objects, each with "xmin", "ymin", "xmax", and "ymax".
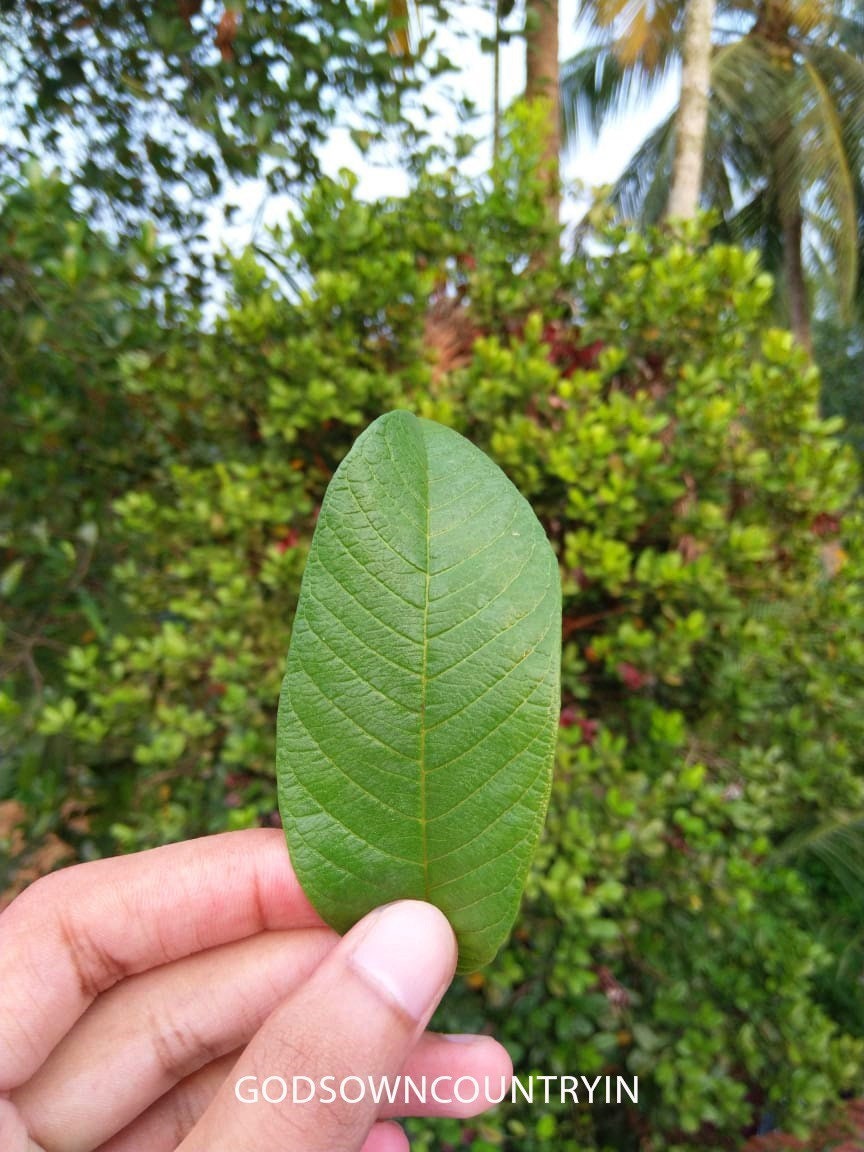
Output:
[
  {"xmin": 56, "ymin": 901, "xmax": 127, "ymax": 1002},
  {"xmin": 150, "ymin": 1007, "xmax": 226, "ymax": 1083},
  {"xmin": 1, "ymin": 863, "xmax": 128, "ymax": 1006}
]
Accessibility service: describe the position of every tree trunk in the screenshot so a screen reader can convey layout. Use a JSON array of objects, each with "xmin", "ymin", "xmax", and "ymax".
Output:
[
  {"xmin": 667, "ymin": 0, "xmax": 716, "ymax": 219},
  {"xmin": 493, "ymin": 2, "xmax": 502, "ymax": 165},
  {"xmin": 524, "ymin": 0, "xmax": 560, "ymax": 222},
  {"xmin": 782, "ymin": 206, "xmax": 812, "ymax": 351}
]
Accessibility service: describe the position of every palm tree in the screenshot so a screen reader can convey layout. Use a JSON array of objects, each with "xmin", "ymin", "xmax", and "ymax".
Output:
[
  {"xmin": 668, "ymin": 0, "xmax": 717, "ymax": 219},
  {"xmin": 526, "ymin": 0, "xmax": 561, "ymax": 220},
  {"xmin": 561, "ymin": 1, "xmax": 864, "ymax": 350}
]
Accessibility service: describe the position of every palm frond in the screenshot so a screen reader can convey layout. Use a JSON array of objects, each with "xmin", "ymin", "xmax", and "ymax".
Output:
[
  {"xmin": 701, "ymin": 132, "xmax": 736, "ymax": 215},
  {"xmin": 561, "ymin": 45, "xmax": 622, "ymax": 144},
  {"xmin": 610, "ymin": 110, "xmax": 676, "ymax": 221},
  {"xmin": 596, "ymin": 36, "xmax": 786, "ymax": 224},
  {"xmin": 560, "ymin": 43, "xmax": 676, "ymax": 148},
  {"xmin": 710, "ymin": 36, "xmax": 787, "ymax": 151},
  {"xmin": 828, "ymin": 11, "xmax": 864, "ymax": 54},
  {"xmin": 772, "ymin": 811, "xmax": 864, "ymax": 902},
  {"xmin": 387, "ymin": 0, "xmax": 414, "ymax": 56},
  {"xmin": 568, "ymin": 0, "xmax": 864, "ymax": 324},
  {"xmin": 806, "ymin": 43, "xmax": 864, "ymax": 169},
  {"xmin": 788, "ymin": 0, "xmax": 839, "ymax": 37},
  {"xmin": 794, "ymin": 57, "xmax": 859, "ymax": 315},
  {"xmin": 723, "ymin": 187, "xmax": 770, "ymax": 244},
  {"xmin": 704, "ymin": 86, "xmax": 773, "ymax": 195},
  {"xmin": 722, "ymin": 187, "xmax": 785, "ymax": 283},
  {"xmin": 572, "ymin": 0, "xmax": 619, "ymax": 42},
  {"xmin": 574, "ymin": 0, "xmax": 685, "ymax": 60}
]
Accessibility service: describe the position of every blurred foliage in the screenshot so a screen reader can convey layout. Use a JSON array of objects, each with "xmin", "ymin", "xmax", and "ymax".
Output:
[
  {"xmin": 817, "ymin": 317, "xmax": 864, "ymax": 462},
  {"xmin": 3, "ymin": 106, "xmax": 864, "ymax": 1148},
  {"xmin": 0, "ymin": 0, "xmax": 452, "ymax": 236}
]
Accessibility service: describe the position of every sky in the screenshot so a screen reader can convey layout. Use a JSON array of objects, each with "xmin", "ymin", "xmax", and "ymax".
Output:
[{"xmin": 206, "ymin": 0, "xmax": 680, "ymax": 254}]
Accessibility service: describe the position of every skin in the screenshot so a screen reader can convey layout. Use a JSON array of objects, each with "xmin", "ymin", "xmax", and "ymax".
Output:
[{"xmin": 0, "ymin": 829, "xmax": 512, "ymax": 1152}]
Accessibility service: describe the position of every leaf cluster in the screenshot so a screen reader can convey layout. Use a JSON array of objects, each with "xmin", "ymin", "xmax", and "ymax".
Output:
[{"xmin": 0, "ymin": 0, "xmax": 452, "ymax": 235}]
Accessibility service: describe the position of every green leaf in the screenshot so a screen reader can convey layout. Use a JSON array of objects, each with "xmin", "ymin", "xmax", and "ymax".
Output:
[{"xmin": 277, "ymin": 410, "xmax": 561, "ymax": 971}]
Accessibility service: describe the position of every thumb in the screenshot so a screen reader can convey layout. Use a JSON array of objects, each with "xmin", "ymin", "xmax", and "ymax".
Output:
[{"xmin": 179, "ymin": 901, "xmax": 458, "ymax": 1152}]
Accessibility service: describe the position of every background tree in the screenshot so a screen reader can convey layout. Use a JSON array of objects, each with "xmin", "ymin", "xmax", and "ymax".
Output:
[
  {"xmin": 0, "ymin": 0, "xmax": 450, "ymax": 238},
  {"xmin": 667, "ymin": 0, "xmax": 717, "ymax": 219},
  {"xmin": 524, "ymin": 0, "xmax": 560, "ymax": 218},
  {"xmin": 561, "ymin": 0, "xmax": 864, "ymax": 348}
]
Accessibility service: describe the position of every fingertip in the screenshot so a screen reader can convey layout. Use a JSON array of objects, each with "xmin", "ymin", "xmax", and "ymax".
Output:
[
  {"xmin": 252, "ymin": 830, "xmax": 326, "ymax": 926},
  {"xmin": 348, "ymin": 901, "xmax": 457, "ymax": 1022},
  {"xmin": 475, "ymin": 1036, "xmax": 514, "ymax": 1111},
  {"xmin": 442, "ymin": 1032, "xmax": 513, "ymax": 1067},
  {"xmin": 361, "ymin": 1120, "xmax": 410, "ymax": 1152},
  {"xmin": 393, "ymin": 900, "xmax": 458, "ymax": 966},
  {"xmin": 434, "ymin": 1033, "xmax": 514, "ymax": 1117},
  {"xmin": 481, "ymin": 1034, "xmax": 514, "ymax": 1085}
]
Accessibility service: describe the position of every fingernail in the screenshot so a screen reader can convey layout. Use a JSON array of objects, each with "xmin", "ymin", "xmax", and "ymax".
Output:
[
  {"xmin": 442, "ymin": 1032, "xmax": 486, "ymax": 1045},
  {"xmin": 348, "ymin": 900, "xmax": 456, "ymax": 1022}
]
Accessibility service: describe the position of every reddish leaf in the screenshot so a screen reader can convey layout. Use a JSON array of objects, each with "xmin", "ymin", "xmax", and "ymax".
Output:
[
  {"xmin": 811, "ymin": 511, "xmax": 842, "ymax": 538},
  {"xmin": 577, "ymin": 717, "xmax": 599, "ymax": 744},
  {"xmin": 559, "ymin": 704, "xmax": 579, "ymax": 728},
  {"xmin": 618, "ymin": 661, "xmax": 649, "ymax": 691},
  {"xmin": 275, "ymin": 527, "xmax": 300, "ymax": 554}
]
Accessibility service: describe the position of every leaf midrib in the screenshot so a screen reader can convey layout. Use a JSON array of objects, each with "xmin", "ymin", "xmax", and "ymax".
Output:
[{"xmin": 418, "ymin": 429, "xmax": 431, "ymax": 901}]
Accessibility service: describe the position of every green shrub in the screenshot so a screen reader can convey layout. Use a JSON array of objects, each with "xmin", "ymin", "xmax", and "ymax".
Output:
[
  {"xmin": 4, "ymin": 114, "xmax": 864, "ymax": 1148},
  {"xmin": 0, "ymin": 164, "xmax": 179, "ymax": 839},
  {"xmin": 816, "ymin": 318, "xmax": 864, "ymax": 463}
]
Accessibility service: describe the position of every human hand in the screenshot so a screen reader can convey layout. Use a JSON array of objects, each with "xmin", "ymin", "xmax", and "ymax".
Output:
[{"xmin": 0, "ymin": 829, "xmax": 512, "ymax": 1151}]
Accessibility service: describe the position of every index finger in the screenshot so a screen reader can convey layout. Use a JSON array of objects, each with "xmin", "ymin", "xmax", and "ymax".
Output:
[{"xmin": 0, "ymin": 829, "xmax": 321, "ymax": 1091}]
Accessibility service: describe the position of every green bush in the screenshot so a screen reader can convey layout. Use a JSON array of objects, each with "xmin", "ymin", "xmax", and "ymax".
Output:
[
  {"xmin": 816, "ymin": 318, "xmax": 864, "ymax": 463},
  {"xmin": 0, "ymin": 163, "xmax": 180, "ymax": 842},
  {"xmin": 4, "ymin": 113, "xmax": 864, "ymax": 1148}
]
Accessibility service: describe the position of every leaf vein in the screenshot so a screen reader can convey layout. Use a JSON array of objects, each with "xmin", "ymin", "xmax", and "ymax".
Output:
[
  {"xmin": 429, "ymin": 501, "xmax": 521, "ymax": 578},
  {"xmin": 303, "ymin": 586, "xmax": 417, "ymax": 676},
  {"xmin": 293, "ymin": 665, "xmax": 419, "ymax": 779},
  {"xmin": 300, "ymin": 610, "xmax": 416, "ymax": 715},
  {"xmin": 425, "ymin": 648, "xmax": 558, "ymax": 776},
  {"xmin": 426, "ymin": 725, "xmax": 550, "ymax": 832},
  {"xmin": 429, "ymin": 489, "xmax": 509, "ymax": 540},
  {"xmin": 342, "ymin": 471, "xmax": 427, "ymax": 574},
  {"xmin": 426, "ymin": 613, "xmax": 557, "ymax": 733}
]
